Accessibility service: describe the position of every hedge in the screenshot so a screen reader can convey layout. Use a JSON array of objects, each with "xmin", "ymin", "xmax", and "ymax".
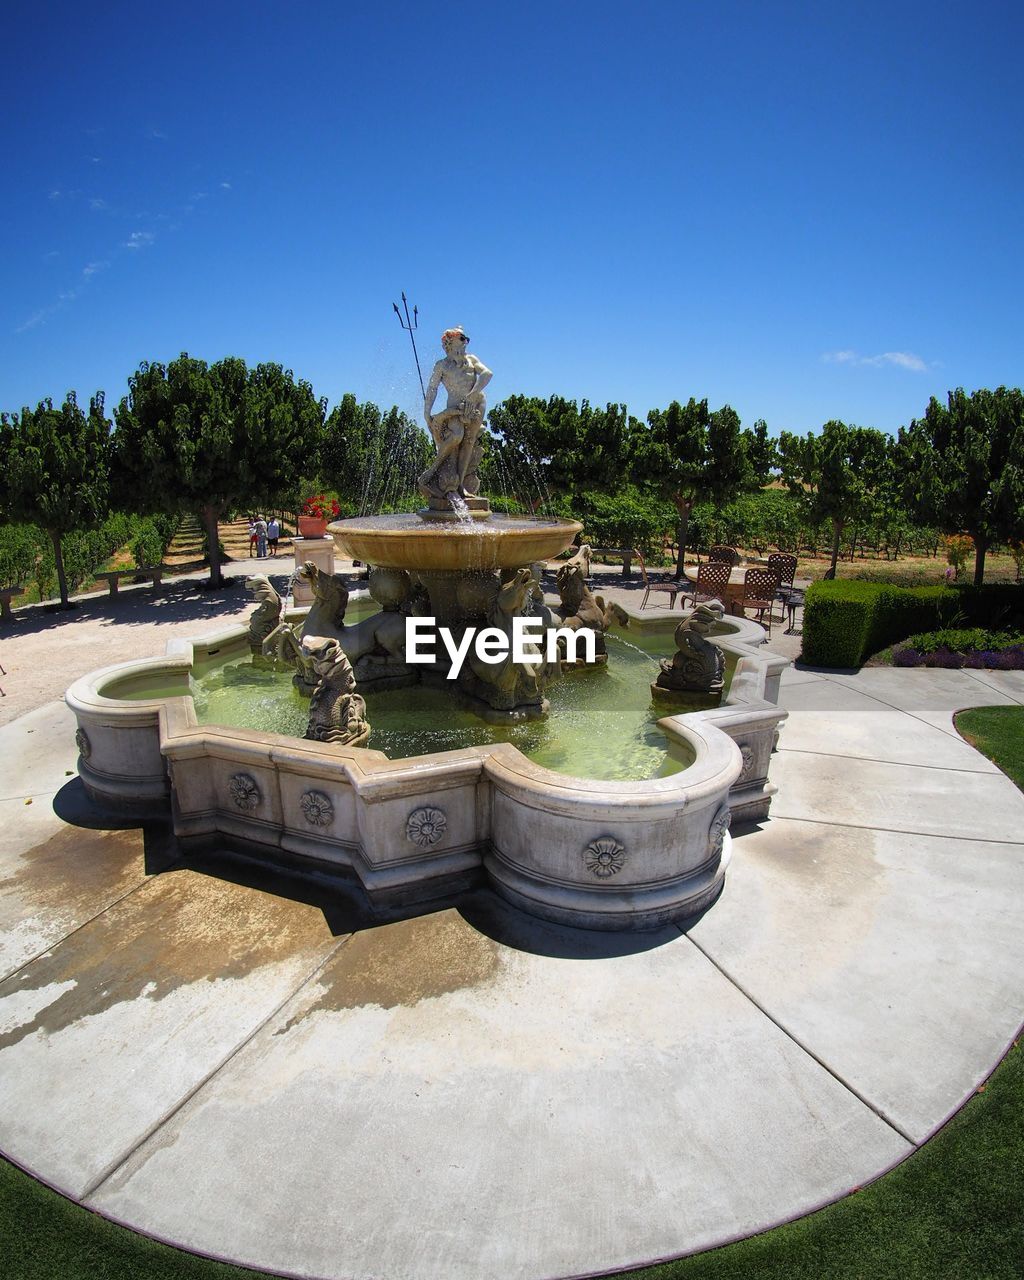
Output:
[{"xmin": 802, "ymin": 581, "xmax": 1024, "ymax": 668}]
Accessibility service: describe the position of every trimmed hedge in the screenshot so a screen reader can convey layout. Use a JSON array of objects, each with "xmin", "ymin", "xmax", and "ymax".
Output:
[{"xmin": 802, "ymin": 581, "xmax": 1024, "ymax": 668}]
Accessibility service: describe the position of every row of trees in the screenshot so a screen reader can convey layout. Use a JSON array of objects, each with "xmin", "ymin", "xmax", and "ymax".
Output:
[
  {"xmin": 0, "ymin": 356, "xmax": 431, "ymax": 605},
  {"xmin": 2, "ymin": 350, "xmax": 1021, "ymax": 605},
  {"xmin": 485, "ymin": 388, "xmax": 1024, "ymax": 585}
]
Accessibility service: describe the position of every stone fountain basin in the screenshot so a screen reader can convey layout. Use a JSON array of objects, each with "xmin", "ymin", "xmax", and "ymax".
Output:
[
  {"xmin": 327, "ymin": 514, "xmax": 583, "ymax": 572},
  {"xmin": 65, "ymin": 615, "xmax": 788, "ymax": 931}
]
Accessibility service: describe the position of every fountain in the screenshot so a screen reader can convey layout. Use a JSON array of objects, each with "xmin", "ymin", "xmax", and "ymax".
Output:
[{"xmin": 64, "ymin": 329, "xmax": 790, "ymax": 929}]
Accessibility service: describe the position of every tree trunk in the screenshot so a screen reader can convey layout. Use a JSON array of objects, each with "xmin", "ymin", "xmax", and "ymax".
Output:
[
  {"xmin": 200, "ymin": 504, "xmax": 224, "ymax": 588},
  {"xmin": 673, "ymin": 496, "xmax": 693, "ymax": 581},
  {"xmin": 48, "ymin": 527, "xmax": 71, "ymax": 609},
  {"xmin": 973, "ymin": 539, "xmax": 988, "ymax": 588},
  {"xmin": 829, "ymin": 520, "xmax": 843, "ymax": 578}
]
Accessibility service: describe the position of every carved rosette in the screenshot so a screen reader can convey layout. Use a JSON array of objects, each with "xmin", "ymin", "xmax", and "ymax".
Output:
[
  {"xmin": 75, "ymin": 728, "xmax": 91, "ymax": 760},
  {"xmin": 738, "ymin": 743, "xmax": 755, "ymax": 781},
  {"xmin": 300, "ymin": 790, "xmax": 334, "ymax": 827},
  {"xmin": 708, "ymin": 803, "xmax": 731, "ymax": 861},
  {"xmin": 228, "ymin": 773, "xmax": 261, "ymax": 811},
  {"xmin": 584, "ymin": 837, "xmax": 626, "ymax": 878},
  {"xmin": 406, "ymin": 806, "xmax": 447, "ymax": 847}
]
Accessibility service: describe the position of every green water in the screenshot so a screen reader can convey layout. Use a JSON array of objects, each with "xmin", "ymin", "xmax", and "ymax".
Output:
[{"xmin": 189, "ymin": 627, "xmax": 723, "ymax": 782}]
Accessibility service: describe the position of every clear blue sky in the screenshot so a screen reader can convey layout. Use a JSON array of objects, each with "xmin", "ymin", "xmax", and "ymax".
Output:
[{"xmin": 3, "ymin": 0, "xmax": 1021, "ymax": 437}]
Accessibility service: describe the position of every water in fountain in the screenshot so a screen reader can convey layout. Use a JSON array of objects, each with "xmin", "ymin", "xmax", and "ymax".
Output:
[{"xmin": 447, "ymin": 491, "xmax": 474, "ymax": 525}]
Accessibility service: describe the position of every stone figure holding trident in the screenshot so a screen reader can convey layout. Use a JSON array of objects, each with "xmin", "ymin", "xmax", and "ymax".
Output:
[{"xmin": 418, "ymin": 327, "xmax": 492, "ymax": 504}]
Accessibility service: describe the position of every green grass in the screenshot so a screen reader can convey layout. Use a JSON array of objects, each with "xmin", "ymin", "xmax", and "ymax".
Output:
[
  {"xmin": 956, "ymin": 706, "xmax": 1024, "ymax": 792},
  {"xmin": 3, "ymin": 707, "xmax": 1024, "ymax": 1279}
]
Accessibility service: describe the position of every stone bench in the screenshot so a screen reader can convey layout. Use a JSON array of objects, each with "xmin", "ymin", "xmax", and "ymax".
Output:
[
  {"xmin": 589, "ymin": 547, "xmax": 635, "ymax": 578},
  {"xmin": 94, "ymin": 567, "xmax": 164, "ymax": 597},
  {"xmin": 0, "ymin": 586, "xmax": 24, "ymax": 620}
]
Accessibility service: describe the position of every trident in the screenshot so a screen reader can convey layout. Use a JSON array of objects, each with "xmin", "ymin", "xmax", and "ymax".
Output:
[{"xmin": 392, "ymin": 292, "xmax": 425, "ymax": 400}]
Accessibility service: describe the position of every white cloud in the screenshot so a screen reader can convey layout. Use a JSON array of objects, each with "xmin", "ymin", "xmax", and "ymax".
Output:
[
  {"xmin": 123, "ymin": 230, "xmax": 155, "ymax": 250},
  {"xmin": 822, "ymin": 348, "xmax": 929, "ymax": 372},
  {"xmin": 871, "ymin": 351, "xmax": 928, "ymax": 372},
  {"xmin": 220, "ymin": 181, "xmax": 232, "ymax": 190},
  {"xmin": 16, "ymin": 309, "xmax": 49, "ymax": 333},
  {"xmin": 82, "ymin": 260, "xmax": 109, "ymax": 278},
  {"xmin": 89, "ymin": 197, "xmax": 109, "ymax": 211}
]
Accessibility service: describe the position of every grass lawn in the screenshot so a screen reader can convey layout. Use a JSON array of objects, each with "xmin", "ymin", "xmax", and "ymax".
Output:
[
  {"xmin": 2, "ymin": 707, "xmax": 1023, "ymax": 1279},
  {"xmin": 955, "ymin": 706, "xmax": 1024, "ymax": 793}
]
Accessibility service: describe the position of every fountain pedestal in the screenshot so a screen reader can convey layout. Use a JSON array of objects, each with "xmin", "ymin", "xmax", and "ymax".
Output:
[{"xmin": 290, "ymin": 537, "xmax": 335, "ymax": 604}]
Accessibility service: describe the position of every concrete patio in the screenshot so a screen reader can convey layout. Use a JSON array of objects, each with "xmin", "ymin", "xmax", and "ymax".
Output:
[{"xmin": 0, "ymin": 573, "xmax": 1022, "ymax": 1279}]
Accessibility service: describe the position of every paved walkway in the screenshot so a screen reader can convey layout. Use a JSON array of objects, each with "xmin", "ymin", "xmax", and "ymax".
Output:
[{"xmin": 0, "ymin": 570, "xmax": 1021, "ymax": 1278}]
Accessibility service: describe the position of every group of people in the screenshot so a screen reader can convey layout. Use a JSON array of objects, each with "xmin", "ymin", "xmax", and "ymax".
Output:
[{"xmin": 248, "ymin": 515, "xmax": 281, "ymax": 559}]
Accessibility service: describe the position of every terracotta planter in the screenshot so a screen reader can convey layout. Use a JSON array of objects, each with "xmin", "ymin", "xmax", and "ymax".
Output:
[{"xmin": 297, "ymin": 516, "xmax": 328, "ymax": 539}]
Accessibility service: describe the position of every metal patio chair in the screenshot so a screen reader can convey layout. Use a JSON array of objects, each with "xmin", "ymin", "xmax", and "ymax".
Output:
[
  {"xmin": 767, "ymin": 552, "xmax": 798, "ymax": 622},
  {"xmin": 691, "ymin": 560, "xmax": 732, "ymax": 609},
  {"xmin": 637, "ymin": 550, "xmax": 685, "ymax": 609},
  {"xmin": 707, "ymin": 545, "xmax": 740, "ymax": 565},
  {"xmin": 739, "ymin": 567, "xmax": 781, "ymax": 636}
]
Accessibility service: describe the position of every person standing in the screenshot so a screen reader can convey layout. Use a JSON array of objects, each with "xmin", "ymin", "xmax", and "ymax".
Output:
[
  {"xmin": 267, "ymin": 516, "xmax": 280, "ymax": 557},
  {"xmin": 254, "ymin": 515, "xmax": 268, "ymax": 559}
]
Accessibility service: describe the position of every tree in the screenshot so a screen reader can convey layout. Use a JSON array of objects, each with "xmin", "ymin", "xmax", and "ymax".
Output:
[
  {"xmin": 634, "ymin": 399, "xmax": 752, "ymax": 579},
  {"xmin": 742, "ymin": 419, "xmax": 779, "ymax": 487},
  {"xmin": 897, "ymin": 387, "xmax": 1024, "ymax": 586},
  {"xmin": 112, "ymin": 354, "xmax": 325, "ymax": 587},
  {"xmin": 779, "ymin": 420, "xmax": 889, "ymax": 577},
  {"xmin": 0, "ymin": 392, "xmax": 110, "ymax": 607},
  {"xmin": 486, "ymin": 395, "xmax": 638, "ymax": 509},
  {"xmin": 322, "ymin": 395, "xmax": 431, "ymax": 513}
]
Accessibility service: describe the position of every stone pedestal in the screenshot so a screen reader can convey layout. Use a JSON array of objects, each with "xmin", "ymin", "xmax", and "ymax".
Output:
[
  {"xmin": 291, "ymin": 537, "xmax": 335, "ymax": 604},
  {"xmin": 419, "ymin": 496, "xmax": 492, "ymax": 522}
]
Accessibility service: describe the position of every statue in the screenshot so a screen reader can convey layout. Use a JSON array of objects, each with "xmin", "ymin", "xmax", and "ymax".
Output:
[
  {"xmin": 245, "ymin": 575, "xmax": 283, "ymax": 660},
  {"xmin": 553, "ymin": 544, "xmax": 628, "ymax": 663},
  {"xmin": 459, "ymin": 568, "xmax": 556, "ymax": 716},
  {"xmin": 654, "ymin": 600, "xmax": 726, "ymax": 697},
  {"xmin": 419, "ymin": 327, "xmax": 492, "ymax": 505},
  {"xmin": 304, "ymin": 639, "xmax": 371, "ymax": 747},
  {"xmin": 262, "ymin": 561, "xmax": 411, "ymax": 694}
]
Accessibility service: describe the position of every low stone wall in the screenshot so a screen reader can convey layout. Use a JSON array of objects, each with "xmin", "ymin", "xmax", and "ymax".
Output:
[{"xmin": 65, "ymin": 612, "xmax": 788, "ymax": 930}]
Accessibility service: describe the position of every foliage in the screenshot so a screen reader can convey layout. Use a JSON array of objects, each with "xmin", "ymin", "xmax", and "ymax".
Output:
[
  {"xmin": 555, "ymin": 486, "xmax": 676, "ymax": 558},
  {"xmin": 779, "ymin": 420, "xmax": 890, "ymax": 577},
  {"xmin": 901, "ymin": 627, "xmax": 1024, "ymax": 654},
  {"xmin": 635, "ymin": 398, "xmax": 752, "ymax": 577},
  {"xmin": 802, "ymin": 581, "xmax": 959, "ymax": 667},
  {"xmin": 742, "ymin": 419, "xmax": 779, "ymax": 485},
  {"xmin": 21, "ymin": 512, "xmax": 179, "ymax": 602},
  {"xmin": 300, "ymin": 495, "xmax": 341, "ymax": 521},
  {"xmin": 0, "ymin": 524, "xmax": 42, "ymax": 589},
  {"xmin": 943, "ymin": 533, "xmax": 973, "ymax": 577},
  {"xmin": 486, "ymin": 395, "xmax": 639, "ymax": 509},
  {"xmin": 322, "ymin": 394, "xmax": 432, "ymax": 514},
  {"xmin": 689, "ymin": 490, "xmax": 802, "ymax": 554},
  {"xmin": 0, "ymin": 391, "xmax": 111, "ymax": 606},
  {"xmin": 895, "ymin": 642, "xmax": 1024, "ymax": 670},
  {"xmin": 130, "ymin": 522, "xmax": 165, "ymax": 570},
  {"xmin": 112, "ymin": 354, "xmax": 325, "ymax": 587},
  {"xmin": 897, "ymin": 386, "xmax": 1024, "ymax": 586},
  {"xmin": 948, "ymin": 581, "xmax": 1024, "ymax": 629}
]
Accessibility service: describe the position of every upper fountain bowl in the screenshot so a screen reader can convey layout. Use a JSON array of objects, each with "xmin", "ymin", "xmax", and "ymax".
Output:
[{"xmin": 327, "ymin": 513, "xmax": 583, "ymax": 573}]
